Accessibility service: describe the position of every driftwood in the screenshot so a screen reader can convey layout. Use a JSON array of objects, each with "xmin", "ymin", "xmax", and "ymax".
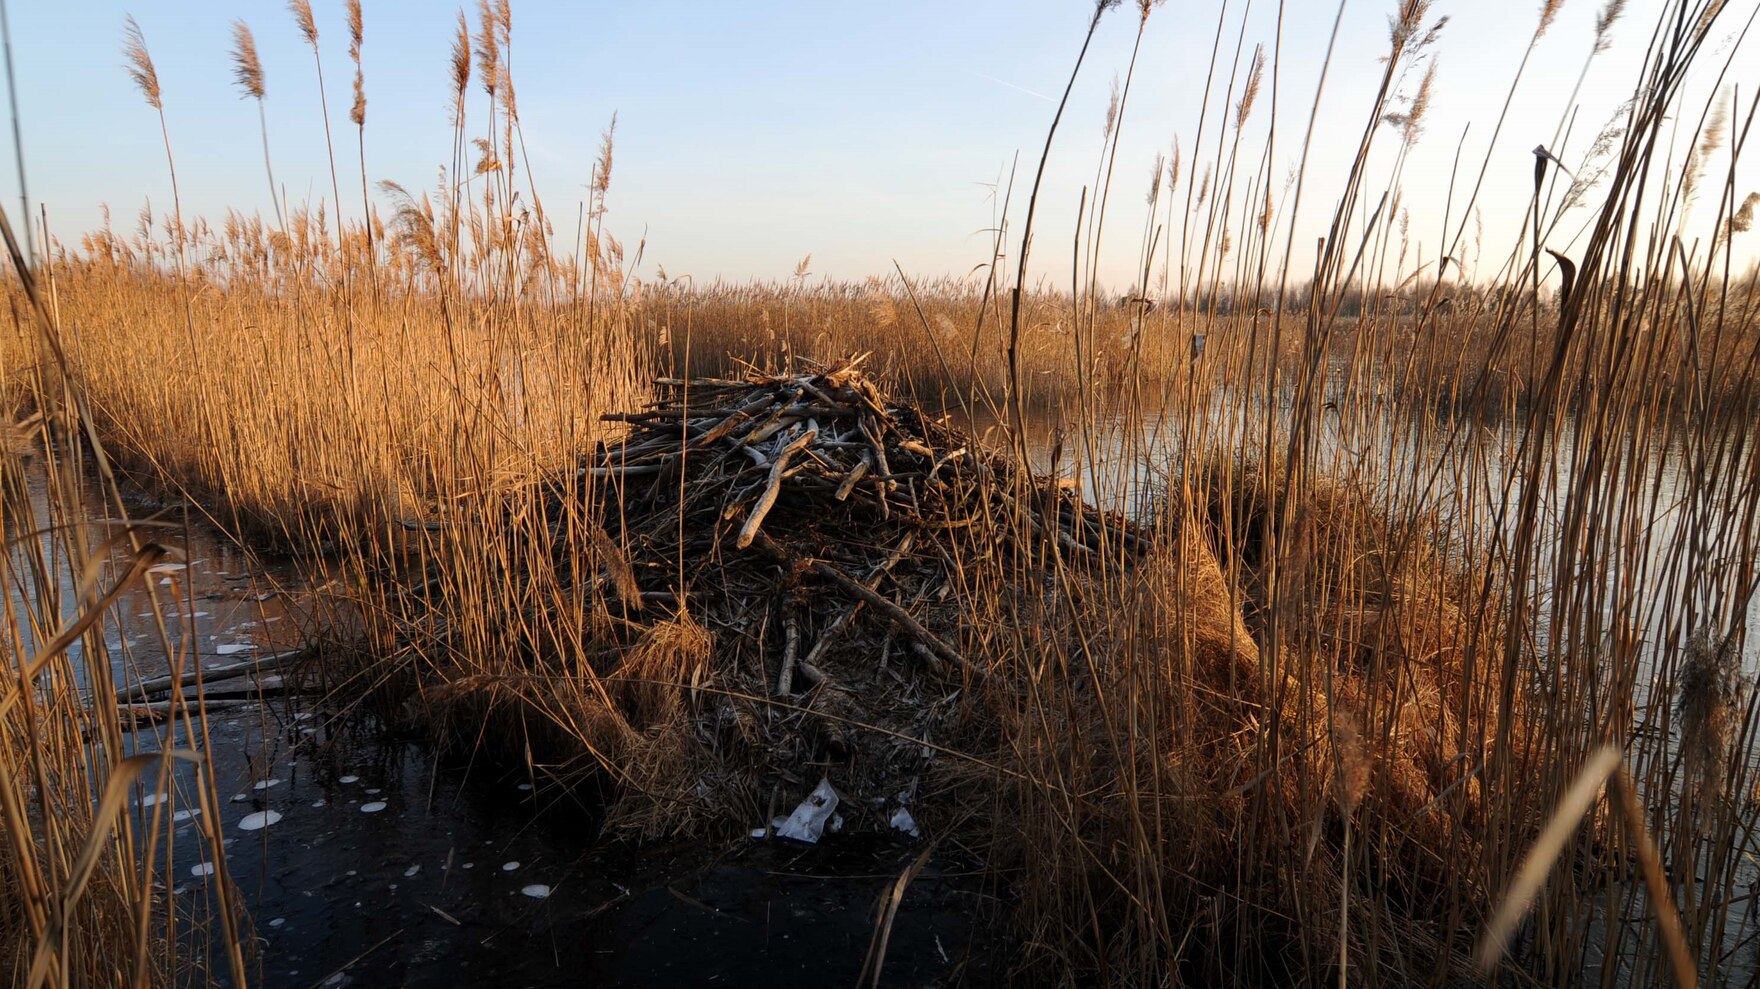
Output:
[
  {"xmin": 115, "ymin": 648, "xmax": 309, "ymax": 703},
  {"xmin": 120, "ymin": 698, "xmax": 256, "ymax": 724}
]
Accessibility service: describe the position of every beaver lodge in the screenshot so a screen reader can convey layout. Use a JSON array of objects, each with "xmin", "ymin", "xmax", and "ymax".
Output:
[{"xmin": 384, "ymin": 358, "xmax": 1521, "ymax": 983}]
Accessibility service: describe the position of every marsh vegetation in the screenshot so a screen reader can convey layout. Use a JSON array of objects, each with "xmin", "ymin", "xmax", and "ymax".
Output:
[{"xmin": 8, "ymin": 0, "xmax": 1760, "ymax": 985}]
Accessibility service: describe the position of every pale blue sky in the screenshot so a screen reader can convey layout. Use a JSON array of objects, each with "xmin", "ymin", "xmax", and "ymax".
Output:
[{"xmin": 4, "ymin": 1, "xmax": 1756, "ymax": 289}]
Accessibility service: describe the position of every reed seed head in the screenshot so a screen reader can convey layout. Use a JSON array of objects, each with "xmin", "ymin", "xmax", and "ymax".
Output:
[
  {"xmin": 1536, "ymin": 0, "xmax": 1564, "ymax": 40},
  {"xmin": 593, "ymin": 114, "xmax": 616, "ymax": 199},
  {"xmin": 1593, "ymin": 0, "xmax": 1627, "ymax": 52},
  {"xmin": 450, "ymin": 11, "xmax": 472, "ymax": 101},
  {"xmin": 289, "ymin": 0, "xmax": 317, "ymax": 46},
  {"xmin": 1103, "ymin": 76, "xmax": 1120, "ymax": 141},
  {"xmin": 476, "ymin": 0, "xmax": 500, "ymax": 97},
  {"xmin": 1728, "ymin": 192, "xmax": 1759, "ymax": 237},
  {"xmin": 347, "ymin": 0, "xmax": 363, "ymax": 57},
  {"xmin": 1684, "ymin": 89, "xmax": 1730, "ymax": 202},
  {"xmin": 122, "ymin": 16, "xmax": 162, "ymax": 111},
  {"xmin": 1235, "ymin": 46, "xmax": 1265, "ymax": 129},
  {"xmin": 230, "ymin": 21, "xmax": 266, "ymax": 101},
  {"xmin": 1385, "ymin": 61, "xmax": 1437, "ymax": 148},
  {"xmin": 1388, "ymin": 0, "xmax": 1434, "ymax": 54}
]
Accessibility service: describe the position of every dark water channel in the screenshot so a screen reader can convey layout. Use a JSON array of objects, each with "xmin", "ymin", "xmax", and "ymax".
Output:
[{"xmin": 9, "ymin": 460, "xmax": 1000, "ymax": 988}]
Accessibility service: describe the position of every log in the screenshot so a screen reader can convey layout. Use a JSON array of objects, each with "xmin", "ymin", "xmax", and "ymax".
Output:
[{"xmin": 115, "ymin": 648, "xmax": 309, "ymax": 703}]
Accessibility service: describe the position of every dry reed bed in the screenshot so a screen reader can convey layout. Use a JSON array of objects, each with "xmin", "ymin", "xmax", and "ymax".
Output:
[
  {"xmin": 2, "ymin": 329, "xmax": 249, "ymax": 985},
  {"xmin": 28, "ymin": 258, "xmax": 647, "ymax": 550},
  {"xmin": 368, "ymin": 357, "xmax": 1527, "ymax": 983}
]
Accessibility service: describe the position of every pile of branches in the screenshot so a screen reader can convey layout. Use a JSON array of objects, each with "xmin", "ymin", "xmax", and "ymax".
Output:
[{"xmin": 571, "ymin": 357, "xmax": 1144, "ymax": 835}]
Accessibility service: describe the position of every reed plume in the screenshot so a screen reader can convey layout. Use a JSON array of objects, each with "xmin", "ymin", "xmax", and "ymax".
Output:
[
  {"xmin": 450, "ymin": 11, "xmax": 471, "ymax": 111},
  {"xmin": 347, "ymin": 0, "xmax": 364, "ymax": 126},
  {"xmin": 1102, "ymin": 76, "xmax": 1120, "ymax": 141},
  {"xmin": 121, "ymin": 16, "xmax": 160, "ymax": 110},
  {"xmin": 1594, "ymin": 0, "xmax": 1628, "ymax": 51},
  {"xmin": 1385, "ymin": 60, "xmax": 1437, "ymax": 149},
  {"xmin": 1235, "ymin": 46, "xmax": 1265, "ymax": 129},
  {"xmin": 346, "ymin": 0, "xmax": 370, "ymax": 279},
  {"xmin": 230, "ymin": 20, "xmax": 283, "ymax": 227},
  {"xmin": 228, "ymin": 21, "xmax": 264, "ymax": 100},
  {"xmin": 475, "ymin": 0, "xmax": 500, "ymax": 99},
  {"xmin": 289, "ymin": 0, "xmax": 317, "ymax": 45},
  {"xmin": 1537, "ymin": 0, "xmax": 1565, "ymax": 39},
  {"xmin": 1728, "ymin": 191, "xmax": 1759, "ymax": 237},
  {"xmin": 593, "ymin": 114, "xmax": 615, "ymax": 201},
  {"xmin": 1684, "ymin": 88, "xmax": 1731, "ymax": 203},
  {"xmin": 119, "ymin": 15, "xmax": 186, "ymax": 275}
]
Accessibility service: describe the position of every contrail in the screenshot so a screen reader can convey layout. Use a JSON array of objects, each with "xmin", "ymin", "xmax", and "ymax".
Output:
[{"xmin": 965, "ymin": 68, "xmax": 1054, "ymax": 103}]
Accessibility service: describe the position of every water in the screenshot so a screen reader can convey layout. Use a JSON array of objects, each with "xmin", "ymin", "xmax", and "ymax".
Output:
[{"xmin": 4, "ymin": 454, "xmax": 1000, "ymax": 987}]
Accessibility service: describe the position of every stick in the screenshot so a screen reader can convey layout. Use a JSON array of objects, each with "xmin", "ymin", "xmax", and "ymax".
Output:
[
  {"xmin": 776, "ymin": 608, "xmax": 803, "ymax": 696},
  {"xmin": 120, "ymin": 698, "xmax": 256, "ymax": 723},
  {"xmin": 752, "ymin": 533, "xmax": 976, "ymax": 679},
  {"xmin": 801, "ymin": 533, "xmax": 915, "ymax": 669},
  {"xmin": 737, "ymin": 427, "xmax": 817, "ymax": 549},
  {"xmin": 834, "ymin": 453, "xmax": 871, "ymax": 501}
]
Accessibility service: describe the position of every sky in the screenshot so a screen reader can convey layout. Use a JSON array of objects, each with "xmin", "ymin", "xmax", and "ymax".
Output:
[{"xmin": 3, "ymin": 1, "xmax": 1758, "ymax": 292}]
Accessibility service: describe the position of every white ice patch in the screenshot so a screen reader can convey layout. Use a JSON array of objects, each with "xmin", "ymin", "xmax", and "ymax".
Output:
[
  {"xmin": 238, "ymin": 810, "xmax": 282, "ymax": 831},
  {"xmin": 521, "ymin": 884, "xmax": 551, "ymax": 899},
  {"xmin": 215, "ymin": 643, "xmax": 255, "ymax": 656},
  {"xmin": 359, "ymin": 801, "xmax": 387, "ymax": 813},
  {"xmin": 403, "ymin": 864, "xmax": 420, "ymax": 878},
  {"xmin": 268, "ymin": 918, "xmax": 285, "ymax": 928},
  {"xmin": 172, "ymin": 808, "xmax": 201, "ymax": 822},
  {"xmin": 889, "ymin": 807, "xmax": 922, "ymax": 838},
  {"xmin": 774, "ymin": 777, "xmax": 840, "ymax": 844},
  {"xmin": 338, "ymin": 775, "xmax": 359, "ymax": 784},
  {"xmin": 190, "ymin": 862, "xmax": 216, "ymax": 877},
  {"xmin": 252, "ymin": 779, "xmax": 282, "ymax": 791},
  {"xmin": 311, "ymin": 800, "xmax": 326, "ymax": 808},
  {"xmin": 501, "ymin": 861, "xmax": 520, "ymax": 872},
  {"xmin": 516, "ymin": 783, "xmax": 533, "ymax": 791},
  {"xmin": 137, "ymin": 791, "xmax": 169, "ymax": 807}
]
